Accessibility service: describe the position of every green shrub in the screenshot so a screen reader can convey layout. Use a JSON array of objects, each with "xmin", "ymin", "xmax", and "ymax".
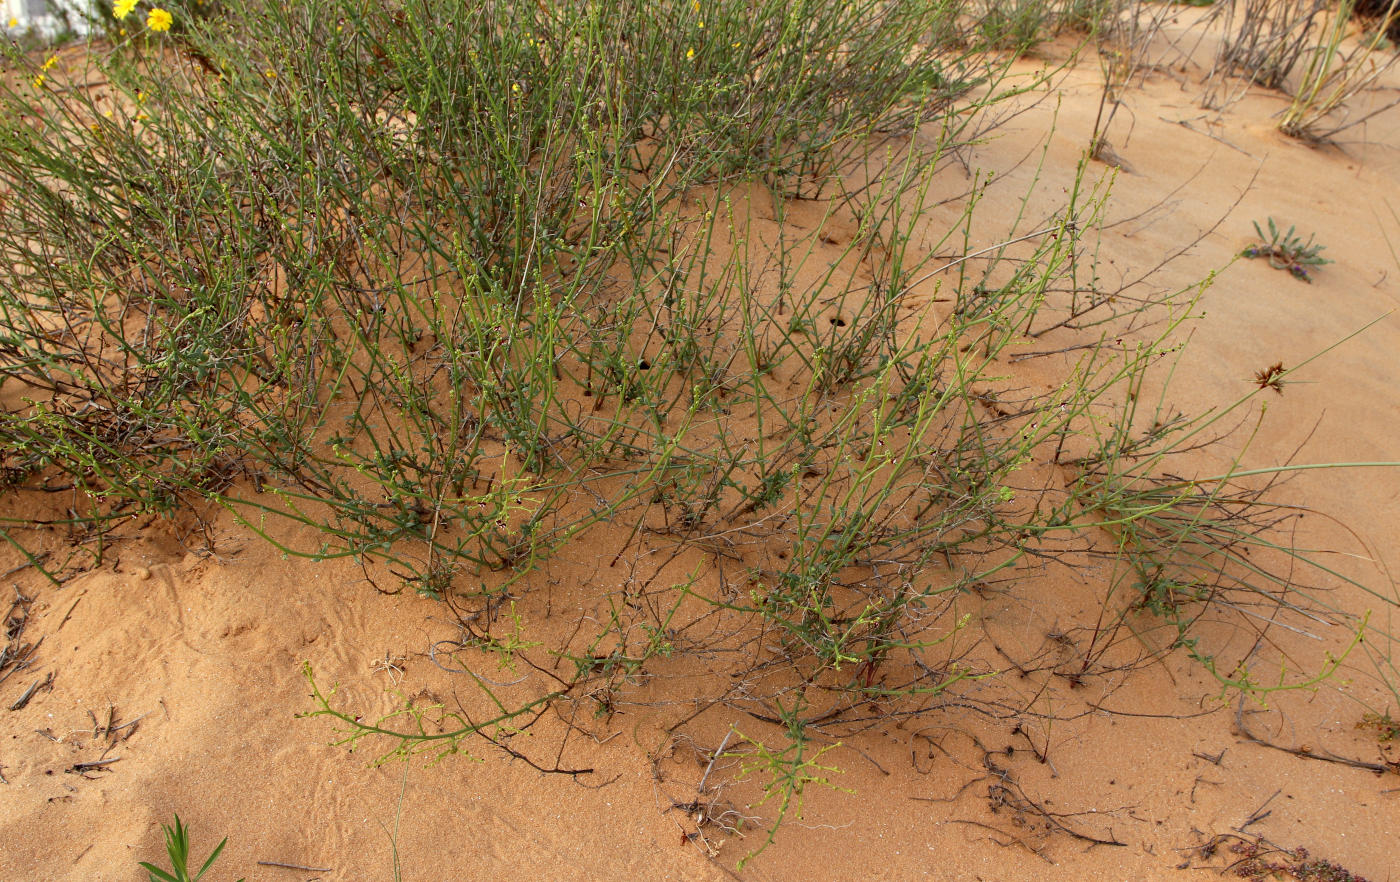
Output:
[{"xmin": 2, "ymin": 0, "xmax": 1395, "ymax": 867}]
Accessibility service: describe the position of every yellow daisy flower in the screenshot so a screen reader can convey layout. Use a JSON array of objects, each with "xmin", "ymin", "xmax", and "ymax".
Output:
[
  {"xmin": 147, "ymin": 7, "xmax": 172, "ymax": 31},
  {"xmin": 113, "ymin": 0, "xmax": 137, "ymax": 20}
]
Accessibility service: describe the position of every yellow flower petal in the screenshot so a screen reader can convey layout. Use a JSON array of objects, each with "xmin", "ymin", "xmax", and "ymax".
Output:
[
  {"xmin": 113, "ymin": 0, "xmax": 137, "ymax": 20},
  {"xmin": 147, "ymin": 7, "xmax": 172, "ymax": 31}
]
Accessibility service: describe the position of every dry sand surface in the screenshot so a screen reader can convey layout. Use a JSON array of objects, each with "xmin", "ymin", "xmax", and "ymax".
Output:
[{"xmin": 2, "ymin": 18, "xmax": 1400, "ymax": 882}]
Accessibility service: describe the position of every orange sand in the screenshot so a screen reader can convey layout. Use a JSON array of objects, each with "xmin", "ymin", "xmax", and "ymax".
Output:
[{"xmin": 2, "ymin": 21, "xmax": 1399, "ymax": 882}]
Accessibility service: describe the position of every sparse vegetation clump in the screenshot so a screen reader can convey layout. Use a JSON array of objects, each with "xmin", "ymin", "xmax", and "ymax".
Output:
[
  {"xmin": 1278, "ymin": 0, "xmax": 1400, "ymax": 140},
  {"xmin": 1357, "ymin": 710, "xmax": 1399, "ymax": 742},
  {"xmin": 140, "ymin": 815, "xmax": 243, "ymax": 882},
  {"xmin": 1242, "ymin": 217, "xmax": 1332, "ymax": 282},
  {"xmin": 1225, "ymin": 838, "xmax": 1371, "ymax": 882},
  {"xmin": 1201, "ymin": 0, "xmax": 1400, "ymax": 139},
  {"xmin": 0, "ymin": 0, "xmax": 1395, "ymax": 873}
]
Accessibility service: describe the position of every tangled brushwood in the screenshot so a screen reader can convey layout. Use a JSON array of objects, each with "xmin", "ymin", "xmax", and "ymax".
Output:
[{"xmin": 1, "ymin": 0, "xmax": 1396, "ymax": 868}]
